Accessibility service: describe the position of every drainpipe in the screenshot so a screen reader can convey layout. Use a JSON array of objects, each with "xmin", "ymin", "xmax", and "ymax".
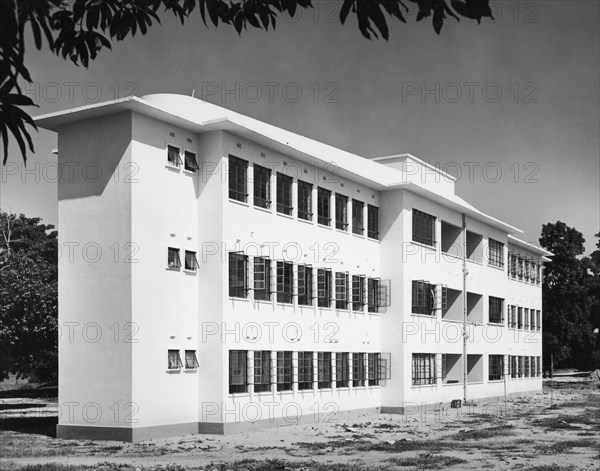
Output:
[{"xmin": 462, "ymin": 213, "xmax": 468, "ymax": 404}]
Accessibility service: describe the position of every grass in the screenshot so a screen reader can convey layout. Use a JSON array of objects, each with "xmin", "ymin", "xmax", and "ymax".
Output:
[
  {"xmin": 534, "ymin": 439, "xmax": 598, "ymax": 454},
  {"xmin": 531, "ymin": 412, "xmax": 600, "ymax": 430},
  {"xmin": 447, "ymin": 424, "xmax": 515, "ymax": 441},
  {"xmin": 523, "ymin": 466, "xmax": 576, "ymax": 471},
  {"xmin": 386, "ymin": 453, "xmax": 467, "ymax": 469}
]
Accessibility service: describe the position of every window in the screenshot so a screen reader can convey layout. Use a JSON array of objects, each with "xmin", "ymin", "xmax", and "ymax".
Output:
[
  {"xmin": 297, "ymin": 180, "xmax": 313, "ymax": 221},
  {"xmin": 510, "ymin": 356, "xmax": 517, "ymax": 378},
  {"xmin": 318, "ymin": 352, "xmax": 332, "ymax": 389},
  {"xmin": 536, "ymin": 356, "xmax": 541, "ymax": 376},
  {"xmin": 185, "ymin": 350, "xmax": 199, "ymax": 369},
  {"xmin": 535, "ymin": 264, "xmax": 541, "ymax": 285},
  {"xmin": 412, "ymin": 209, "xmax": 436, "ymax": 246},
  {"xmin": 368, "ymin": 278, "xmax": 380, "ymax": 313},
  {"xmin": 228, "ymin": 156, "xmax": 248, "ymax": 202},
  {"xmin": 352, "ymin": 353, "xmax": 365, "ymax": 387},
  {"xmin": 508, "ymin": 254, "xmax": 517, "ymax": 279},
  {"xmin": 524, "ymin": 356, "xmax": 530, "ymax": 377},
  {"xmin": 184, "ymin": 250, "xmax": 199, "ymax": 271},
  {"xmin": 167, "ymin": 145, "xmax": 182, "ymax": 167},
  {"xmin": 253, "ymin": 164, "xmax": 271, "ymax": 209},
  {"xmin": 352, "ymin": 199, "xmax": 364, "ymax": 235},
  {"xmin": 229, "ymin": 350, "xmax": 248, "ymax": 393},
  {"xmin": 276, "ymin": 172, "xmax": 293, "ymax": 215},
  {"xmin": 276, "ymin": 261, "xmax": 294, "ymax": 303},
  {"xmin": 488, "ymin": 239, "xmax": 504, "ymax": 268},
  {"xmin": 352, "ymin": 275, "xmax": 365, "ymax": 311},
  {"xmin": 489, "ymin": 296, "xmax": 504, "ymax": 324},
  {"xmin": 530, "ymin": 308, "xmax": 536, "ymax": 331},
  {"xmin": 412, "ymin": 280, "xmax": 433, "ymax": 315},
  {"xmin": 335, "ymin": 352, "xmax": 349, "ymax": 388},
  {"xmin": 297, "ymin": 264, "xmax": 313, "ymax": 306},
  {"xmin": 167, "ymin": 247, "xmax": 181, "ymax": 269},
  {"xmin": 412, "ymin": 353, "xmax": 436, "ymax": 385},
  {"xmin": 317, "ymin": 268, "xmax": 332, "ymax": 308},
  {"xmin": 489, "ymin": 355, "xmax": 504, "ymax": 381},
  {"xmin": 517, "ymin": 307, "xmax": 523, "ymax": 329},
  {"xmin": 335, "ymin": 193, "xmax": 348, "ymax": 230},
  {"xmin": 276, "ymin": 351, "xmax": 293, "ymax": 391},
  {"xmin": 229, "ymin": 252, "xmax": 248, "ymax": 298},
  {"xmin": 517, "ymin": 257, "xmax": 523, "ymax": 280},
  {"xmin": 524, "ymin": 259, "xmax": 530, "ymax": 282},
  {"xmin": 368, "ymin": 353, "xmax": 381, "ymax": 386},
  {"xmin": 524, "ymin": 308, "xmax": 530, "ymax": 330},
  {"xmin": 335, "ymin": 272, "xmax": 349, "ymax": 309},
  {"xmin": 536, "ymin": 310, "xmax": 541, "ymax": 331},
  {"xmin": 518, "ymin": 356, "xmax": 524, "ymax": 378},
  {"xmin": 168, "ymin": 350, "xmax": 183, "ymax": 370},
  {"xmin": 253, "ymin": 257, "xmax": 271, "ymax": 301},
  {"xmin": 508, "ymin": 305, "xmax": 517, "ymax": 328},
  {"xmin": 298, "ymin": 352, "xmax": 314, "ymax": 390},
  {"xmin": 184, "ymin": 150, "xmax": 199, "ymax": 172},
  {"xmin": 317, "ymin": 188, "xmax": 331, "ymax": 226},
  {"xmin": 367, "ymin": 205, "xmax": 379, "ymax": 240},
  {"xmin": 254, "ymin": 350, "xmax": 271, "ymax": 393}
]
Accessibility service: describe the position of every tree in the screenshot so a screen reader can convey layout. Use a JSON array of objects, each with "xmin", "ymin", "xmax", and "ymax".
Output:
[
  {"xmin": 0, "ymin": 211, "xmax": 58, "ymax": 383},
  {"xmin": 540, "ymin": 221, "xmax": 600, "ymax": 370},
  {"xmin": 0, "ymin": 0, "xmax": 494, "ymax": 165}
]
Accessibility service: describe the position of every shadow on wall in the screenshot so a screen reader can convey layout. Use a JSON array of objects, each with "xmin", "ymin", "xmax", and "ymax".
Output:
[{"xmin": 57, "ymin": 111, "xmax": 132, "ymax": 201}]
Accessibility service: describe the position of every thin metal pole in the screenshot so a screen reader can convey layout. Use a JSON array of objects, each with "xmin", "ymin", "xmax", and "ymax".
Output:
[{"xmin": 462, "ymin": 213, "xmax": 468, "ymax": 404}]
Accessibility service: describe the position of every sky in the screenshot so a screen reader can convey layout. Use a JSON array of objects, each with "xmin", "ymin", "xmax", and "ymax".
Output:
[{"xmin": 0, "ymin": 0, "xmax": 599, "ymax": 253}]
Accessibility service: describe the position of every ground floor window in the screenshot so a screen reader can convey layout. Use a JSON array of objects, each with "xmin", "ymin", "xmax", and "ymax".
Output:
[
  {"xmin": 276, "ymin": 351, "xmax": 293, "ymax": 391},
  {"xmin": 298, "ymin": 352, "xmax": 314, "ymax": 390},
  {"xmin": 352, "ymin": 353, "xmax": 365, "ymax": 387},
  {"xmin": 254, "ymin": 350, "xmax": 271, "ymax": 393},
  {"xmin": 489, "ymin": 355, "xmax": 504, "ymax": 381},
  {"xmin": 229, "ymin": 350, "xmax": 248, "ymax": 394},
  {"xmin": 336, "ymin": 352, "xmax": 349, "ymax": 388},
  {"xmin": 318, "ymin": 352, "xmax": 332, "ymax": 389},
  {"xmin": 412, "ymin": 353, "xmax": 436, "ymax": 385},
  {"xmin": 368, "ymin": 353, "xmax": 381, "ymax": 386}
]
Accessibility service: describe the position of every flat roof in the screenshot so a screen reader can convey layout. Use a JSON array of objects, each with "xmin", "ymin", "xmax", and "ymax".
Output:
[{"xmin": 35, "ymin": 93, "xmax": 524, "ymax": 235}]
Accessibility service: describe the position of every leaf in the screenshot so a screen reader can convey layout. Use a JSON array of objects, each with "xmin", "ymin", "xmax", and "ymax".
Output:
[{"xmin": 340, "ymin": 0, "xmax": 354, "ymax": 24}]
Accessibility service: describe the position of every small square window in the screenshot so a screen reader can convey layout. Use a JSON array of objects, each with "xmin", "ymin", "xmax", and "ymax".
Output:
[
  {"xmin": 185, "ymin": 350, "xmax": 199, "ymax": 369},
  {"xmin": 168, "ymin": 247, "xmax": 181, "ymax": 269},
  {"xmin": 168, "ymin": 350, "xmax": 183, "ymax": 370},
  {"xmin": 184, "ymin": 151, "xmax": 199, "ymax": 172},
  {"xmin": 167, "ymin": 145, "xmax": 182, "ymax": 167},
  {"xmin": 184, "ymin": 250, "xmax": 199, "ymax": 271}
]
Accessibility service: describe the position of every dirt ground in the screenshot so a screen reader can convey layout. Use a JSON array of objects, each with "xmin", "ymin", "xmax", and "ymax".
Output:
[{"xmin": 0, "ymin": 380, "xmax": 598, "ymax": 471}]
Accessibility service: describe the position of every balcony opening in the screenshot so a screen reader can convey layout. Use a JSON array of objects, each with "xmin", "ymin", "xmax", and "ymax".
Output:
[
  {"xmin": 441, "ymin": 288, "xmax": 462, "ymax": 322},
  {"xmin": 467, "ymin": 292, "xmax": 483, "ymax": 323},
  {"xmin": 442, "ymin": 353, "xmax": 462, "ymax": 384},
  {"xmin": 467, "ymin": 354, "xmax": 483, "ymax": 383},
  {"xmin": 441, "ymin": 221, "xmax": 462, "ymax": 257},
  {"xmin": 466, "ymin": 231, "xmax": 483, "ymax": 263}
]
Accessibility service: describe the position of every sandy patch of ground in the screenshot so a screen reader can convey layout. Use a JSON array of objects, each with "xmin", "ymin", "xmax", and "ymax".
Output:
[{"xmin": 0, "ymin": 380, "xmax": 598, "ymax": 471}]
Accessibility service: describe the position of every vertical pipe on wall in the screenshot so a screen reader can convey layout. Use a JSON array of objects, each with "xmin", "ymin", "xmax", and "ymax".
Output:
[{"xmin": 462, "ymin": 213, "xmax": 468, "ymax": 403}]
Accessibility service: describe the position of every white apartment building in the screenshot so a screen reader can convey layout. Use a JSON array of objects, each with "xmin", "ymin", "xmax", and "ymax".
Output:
[{"xmin": 36, "ymin": 94, "xmax": 552, "ymax": 441}]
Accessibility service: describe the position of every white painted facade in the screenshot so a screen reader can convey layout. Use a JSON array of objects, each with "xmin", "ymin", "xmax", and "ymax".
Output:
[{"xmin": 37, "ymin": 94, "xmax": 552, "ymax": 441}]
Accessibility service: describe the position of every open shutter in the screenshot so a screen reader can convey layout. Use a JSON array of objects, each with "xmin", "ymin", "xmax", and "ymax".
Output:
[
  {"xmin": 254, "ymin": 257, "xmax": 265, "ymax": 291},
  {"xmin": 298, "ymin": 264, "xmax": 306, "ymax": 296},
  {"xmin": 379, "ymin": 352, "xmax": 391, "ymax": 380},
  {"xmin": 378, "ymin": 279, "xmax": 391, "ymax": 309}
]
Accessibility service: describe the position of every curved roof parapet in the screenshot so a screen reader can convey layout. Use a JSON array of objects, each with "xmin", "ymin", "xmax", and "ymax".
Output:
[{"xmin": 35, "ymin": 93, "xmax": 524, "ymax": 236}]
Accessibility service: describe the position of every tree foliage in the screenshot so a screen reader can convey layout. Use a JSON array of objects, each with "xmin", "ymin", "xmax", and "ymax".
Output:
[
  {"xmin": 0, "ymin": 211, "xmax": 58, "ymax": 383},
  {"xmin": 540, "ymin": 221, "xmax": 600, "ymax": 370},
  {"xmin": 0, "ymin": 0, "xmax": 494, "ymax": 165}
]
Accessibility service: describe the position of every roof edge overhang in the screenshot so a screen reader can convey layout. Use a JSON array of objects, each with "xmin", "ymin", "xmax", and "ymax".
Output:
[{"xmin": 508, "ymin": 234, "xmax": 554, "ymax": 257}]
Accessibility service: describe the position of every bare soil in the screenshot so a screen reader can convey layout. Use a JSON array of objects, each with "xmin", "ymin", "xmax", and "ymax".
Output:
[{"xmin": 0, "ymin": 380, "xmax": 598, "ymax": 470}]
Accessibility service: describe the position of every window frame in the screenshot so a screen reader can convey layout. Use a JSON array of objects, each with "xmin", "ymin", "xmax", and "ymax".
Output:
[
  {"xmin": 335, "ymin": 352, "xmax": 350, "ymax": 388},
  {"xmin": 352, "ymin": 199, "xmax": 364, "ymax": 235},
  {"xmin": 276, "ymin": 351, "xmax": 293, "ymax": 391},
  {"xmin": 317, "ymin": 268, "xmax": 333, "ymax": 308},
  {"xmin": 184, "ymin": 250, "xmax": 199, "ymax": 271},
  {"xmin": 297, "ymin": 180, "xmax": 313, "ymax": 221},
  {"xmin": 167, "ymin": 247, "xmax": 181, "ymax": 270},
  {"xmin": 253, "ymin": 350, "xmax": 272, "ymax": 393},
  {"xmin": 229, "ymin": 350, "xmax": 248, "ymax": 394},
  {"xmin": 297, "ymin": 264, "xmax": 313, "ymax": 306},
  {"xmin": 412, "ymin": 280, "xmax": 434, "ymax": 315},
  {"xmin": 488, "ymin": 238, "xmax": 505, "ymax": 269},
  {"xmin": 412, "ymin": 353, "xmax": 436, "ymax": 386},
  {"xmin": 276, "ymin": 172, "xmax": 293, "ymax": 216},
  {"xmin": 317, "ymin": 187, "xmax": 331, "ymax": 226},
  {"xmin": 298, "ymin": 351, "xmax": 314, "ymax": 390},
  {"xmin": 488, "ymin": 354, "xmax": 504, "ymax": 381},
  {"xmin": 412, "ymin": 209, "xmax": 436, "ymax": 247},
  {"xmin": 167, "ymin": 145, "xmax": 182, "ymax": 168},
  {"xmin": 168, "ymin": 349, "xmax": 183, "ymax": 370},
  {"xmin": 368, "ymin": 352, "xmax": 381, "ymax": 386},
  {"xmin": 317, "ymin": 352, "xmax": 332, "ymax": 389},
  {"xmin": 352, "ymin": 275, "xmax": 366, "ymax": 311},
  {"xmin": 335, "ymin": 193, "xmax": 348, "ymax": 230},
  {"xmin": 488, "ymin": 296, "xmax": 504, "ymax": 325},
  {"xmin": 228, "ymin": 155, "xmax": 248, "ymax": 203},
  {"xmin": 183, "ymin": 150, "xmax": 199, "ymax": 172},
  {"xmin": 335, "ymin": 272, "xmax": 349, "ymax": 310},
  {"xmin": 276, "ymin": 260, "xmax": 294, "ymax": 304},
  {"xmin": 367, "ymin": 205, "xmax": 379, "ymax": 240},
  {"xmin": 253, "ymin": 164, "xmax": 272, "ymax": 209},
  {"xmin": 229, "ymin": 252, "xmax": 248, "ymax": 298},
  {"xmin": 352, "ymin": 352, "xmax": 365, "ymax": 387},
  {"xmin": 253, "ymin": 256, "xmax": 272, "ymax": 301},
  {"xmin": 184, "ymin": 350, "xmax": 199, "ymax": 369}
]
